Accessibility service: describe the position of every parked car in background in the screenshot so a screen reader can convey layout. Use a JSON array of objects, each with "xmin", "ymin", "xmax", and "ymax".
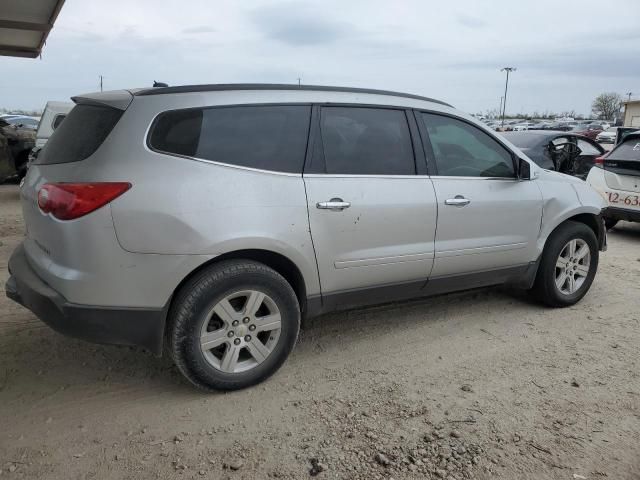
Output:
[
  {"xmin": 596, "ymin": 127, "xmax": 620, "ymax": 144},
  {"xmin": 35, "ymin": 101, "xmax": 72, "ymax": 149},
  {"xmin": 615, "ymin": 127, "xmax": 640, "ymax": 145},
  {"xmin": 587, "ymin": 132, "xmax": 640, "ymax": 229},
  {"xmin": 3, "ymin": 116, "xmax": 39, "ymax": 130},
  {"xmin": 6, "ymin": 84, "xmax": 606, "ymax": 391},
  {"xmin": 0, "ymin": 117, "xmax": 36, "ymax": 182},
  {"xmin": 546, "ymin": 122, "xmax": 573, "ymax": 131},
  {"xmin": 513, "ymin": 122, "xmax": 535, "ymax": 131},
  {"xmin": 502, "ymin": 130, "xmax": 605, "ymax": 179},
  {"xmin": 571, "ymin": 124, "xmax": 604, "ymax": 140},
  {"xmin": 29, "ymin": 101, "xmax": 73, "ymax": 166}
]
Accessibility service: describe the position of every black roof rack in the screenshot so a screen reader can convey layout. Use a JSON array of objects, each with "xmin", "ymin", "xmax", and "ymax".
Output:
[{"xmin": 134, "ymin": 83, "xmax": 452, "ymax": 107}]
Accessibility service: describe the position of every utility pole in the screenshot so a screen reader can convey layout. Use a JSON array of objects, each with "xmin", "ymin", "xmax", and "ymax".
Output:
[
  {"xmin": 100, "ymin": 75, "xmax": 103, "ymax": 92},
  {"xmin": 626, "ymin": 92, "xmax": 633, "ymax": 102},
  {"xmin": 297, "ymin": 77, "xmax": 301, "ymax": 87},
  {"xmin": 500, "ymin": 67, "xmax": 516, "ymax": 128}
]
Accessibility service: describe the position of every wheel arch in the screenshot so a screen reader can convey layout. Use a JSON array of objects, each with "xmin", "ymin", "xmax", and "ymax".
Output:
[
  {"xmin": 166, "ymin": 248, "xmax": 310, "ymax": 320},
  {"xmin": 538, "ymin": 206, "xmax": 604, "ymax": 255}
]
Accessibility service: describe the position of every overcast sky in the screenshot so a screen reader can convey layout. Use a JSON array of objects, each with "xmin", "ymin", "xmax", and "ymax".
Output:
[{"xmin": 2, "ymin": 0, "xmax": 639, "ymax": 114}]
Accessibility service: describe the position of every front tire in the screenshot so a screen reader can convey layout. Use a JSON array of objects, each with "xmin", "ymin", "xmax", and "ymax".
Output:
[
  {"xmin": 532, "ymin": 221, "xmax": 599, "ymax": 307},
  {"xmin": 168, "ymin": 260, "xmax": 300, "ymax": 391}
]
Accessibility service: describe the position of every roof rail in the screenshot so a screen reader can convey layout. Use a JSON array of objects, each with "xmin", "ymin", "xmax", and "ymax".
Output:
[{"xmin": 134, "ymin": 83, "xmax": 452, "ymax": 107}]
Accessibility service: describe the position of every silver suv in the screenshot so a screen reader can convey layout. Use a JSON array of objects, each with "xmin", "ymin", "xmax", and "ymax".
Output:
[{"xmin": 6, "ymin": 84, "xmax": 607, "ymax": 390}]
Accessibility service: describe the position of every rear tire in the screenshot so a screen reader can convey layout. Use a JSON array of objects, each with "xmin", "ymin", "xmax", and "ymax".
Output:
[
  {"xmin": 168, "ymin": 260, "xmax": 300, "ymax": 391},
  {"xmin": 531, "ymin": 221, "xmax": 598, "ymax": 307}
]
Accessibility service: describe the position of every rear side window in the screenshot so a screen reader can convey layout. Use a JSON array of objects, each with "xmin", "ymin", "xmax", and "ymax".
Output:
[
  {"xmin": 36, "ymin": 105, "xmax": 123, "ymax": 165},
  {"xmin": 577, "ymin": 139, "xmax": 601, "ymax": 156},
  {"xmin": 421, "ymin": 113, "xmax": 515, "ymax": 177},
  {"xmin": 319, "ymin": 107, "xmax": 415, "ymax": 175},
  {"xmin": 149, "ymin": 105, "xmax": 311, "ymax": 173}
]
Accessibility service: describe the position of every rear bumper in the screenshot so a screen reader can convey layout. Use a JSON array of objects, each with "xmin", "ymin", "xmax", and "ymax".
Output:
[
  {"xmin": 5, "ymin": 244, "xmax": 166, "ymax": 355},
  {"xmin": 603, "ymin": 206, "xmax": 640, "ymax": 224}
]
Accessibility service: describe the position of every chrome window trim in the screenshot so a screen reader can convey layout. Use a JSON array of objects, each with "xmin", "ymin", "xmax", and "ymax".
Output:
[
  {"xmin": 303, "ymin": 173, "xmax": 424, "ymax": 179},
  {"xmin": 144, "ymin": 103, "xmax": 312, "ymax": 176},
  {"xmin": 429, "ymin": 175, "xmax": 522, "ymax": 181},
  {"xmin": 303, "ymin": 174, "xmax": 523, "ymax": 180}
]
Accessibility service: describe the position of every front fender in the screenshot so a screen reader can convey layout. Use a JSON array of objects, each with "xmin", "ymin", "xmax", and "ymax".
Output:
[{"xmin": 536, "ymin": 172, "xmax": 606, "ymax": 255}]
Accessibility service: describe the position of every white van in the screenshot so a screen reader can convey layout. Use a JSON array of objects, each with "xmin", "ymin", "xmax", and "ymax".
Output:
[{"xmin": 35, "ymin": 101, "xmax": 73, "ymax": 149}]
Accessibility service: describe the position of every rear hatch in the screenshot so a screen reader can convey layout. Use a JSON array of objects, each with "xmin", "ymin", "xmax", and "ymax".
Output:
[
  {"xmin": 21, "ymin": 90, "xmax": 132, "ymax": 279},
  {"xmin": 603, "ymin": 134, "xmax": 640, "ymax": 192}
]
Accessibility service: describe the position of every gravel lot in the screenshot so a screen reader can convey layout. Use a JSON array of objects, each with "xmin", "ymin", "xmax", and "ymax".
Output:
[{"xmin": 0, "ymin": 183, "xmax": 638, "ymax": 479}]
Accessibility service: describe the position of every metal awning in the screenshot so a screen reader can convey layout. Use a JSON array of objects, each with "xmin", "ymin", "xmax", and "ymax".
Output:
[{"xmin": 0, "ymin": 0, "xmax": 65, "ymax": 58}]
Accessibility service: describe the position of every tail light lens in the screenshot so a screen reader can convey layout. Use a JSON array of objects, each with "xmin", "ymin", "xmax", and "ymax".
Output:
[
  {"xmin": 37, "ymin": 182, "xmax": 131, "ymax": 220},
  {"xmin": 594, "ymin": 156, "xmax": 605, "ymax": 167}
]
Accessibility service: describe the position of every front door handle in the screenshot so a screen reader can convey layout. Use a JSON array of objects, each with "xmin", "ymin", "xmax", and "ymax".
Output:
[
  {"xmin": 445, "ymin": 195, "xmax": 471, "ymax": 207},
  {"xmin": 316, "ymin": 198, "xmax": 351, "ymax": 211}
]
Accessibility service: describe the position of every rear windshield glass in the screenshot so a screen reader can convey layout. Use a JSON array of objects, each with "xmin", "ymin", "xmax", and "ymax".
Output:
[
  {"xmin": 608, "ymin": 137, "xmax": 640, "ymax": 162},
  {"xmin": 36, "ymin": 104, "xmax": 123, "ymax": 165},
  {"xmin": 148, "ymin": 105, "xmax": 311, "ymax": 173}
]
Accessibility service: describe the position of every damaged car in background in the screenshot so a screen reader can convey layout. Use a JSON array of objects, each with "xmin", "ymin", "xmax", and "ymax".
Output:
[
  {"xmin": 0, "ymin": 116, "xmax": 36, "ymax": 182},
  {"xmin": 501, "ymin": 130, "xmax": 605, "ymax": 180}
]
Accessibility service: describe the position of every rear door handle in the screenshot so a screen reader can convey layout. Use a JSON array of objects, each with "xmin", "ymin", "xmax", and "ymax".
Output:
[
  {"xmin": 445, "ymin": 196, "xmax": 471, "ymax": 207},
  {"xmin": 316, "ymin": 198, "xmax": 351, "ymax": 211}
]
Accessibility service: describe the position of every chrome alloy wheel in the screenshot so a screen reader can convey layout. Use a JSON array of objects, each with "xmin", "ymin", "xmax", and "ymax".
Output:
[
  {"xmin": 555, "ymin": 239, "xmax": 591, "ymax": 295},
  {"xmin": 199, "ymin": 290, "xmax": 282, "ymax": 373}
]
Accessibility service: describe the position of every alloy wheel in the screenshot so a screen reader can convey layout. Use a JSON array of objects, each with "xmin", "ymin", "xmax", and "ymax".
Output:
[
  {"xmin": 199, "ymin": 290, "xmax": 281, "ymax": 373},
  {"xmin": 555, "ymin": 239, "xmax": 591, "ymax": 295}
]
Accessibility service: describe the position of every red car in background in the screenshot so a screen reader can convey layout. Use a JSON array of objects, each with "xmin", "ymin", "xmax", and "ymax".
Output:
[{"xmin": 570, "ymin": 123, "xmax": 605, "ymax": 140}]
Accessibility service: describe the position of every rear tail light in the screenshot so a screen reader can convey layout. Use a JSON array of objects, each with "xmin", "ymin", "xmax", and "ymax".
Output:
[
  {"xmin": 37, "ymin": 182, "xmax": 131, "ymax": 220},
  {"xmin": 594, "ymin": 156, "xmax": 605, "ymax": 168}
]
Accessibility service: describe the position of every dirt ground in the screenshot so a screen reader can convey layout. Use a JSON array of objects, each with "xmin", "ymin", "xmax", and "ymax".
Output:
[{"xmin": 0, "ymin": 183, "xmax": 638, "ymax": 480}]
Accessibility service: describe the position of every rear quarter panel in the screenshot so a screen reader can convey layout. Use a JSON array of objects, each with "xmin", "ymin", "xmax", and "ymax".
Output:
[{"xmin": 106, "ymin": 96, "xmax": 320, "ymax": 297}]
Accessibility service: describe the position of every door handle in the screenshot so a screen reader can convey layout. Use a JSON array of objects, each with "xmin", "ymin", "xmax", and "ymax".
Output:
[
  {"xmin": 316, "ymin": 198, "xmax": 351, "ymax": 211},
  {"xmin": 445, "ymin": 196, "xmax": 471, "ymax": 207}
]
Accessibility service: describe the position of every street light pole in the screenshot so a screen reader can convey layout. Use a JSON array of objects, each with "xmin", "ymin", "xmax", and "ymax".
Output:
[
  {"xmin": 500, "ymin": 67, "xmax": 516, "ymax": 128},
  {"xmin": 498, "ymin": 96, "xmax": 504, "ymax": 120}
]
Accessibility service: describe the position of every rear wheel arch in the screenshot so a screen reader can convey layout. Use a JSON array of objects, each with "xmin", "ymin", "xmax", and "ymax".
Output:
[{"xmin": 167, "ymin": 249, "xmax": 308, "ymax": 323}]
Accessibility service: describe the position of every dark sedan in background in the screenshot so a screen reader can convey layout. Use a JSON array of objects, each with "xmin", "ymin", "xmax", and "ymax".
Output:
[{"xmin": 502, "ymin": 131, "xmax": 605, "ymax": 179}]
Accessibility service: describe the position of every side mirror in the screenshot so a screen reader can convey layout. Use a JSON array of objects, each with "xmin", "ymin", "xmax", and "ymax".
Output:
[{"xmin": 518, "ymin": 158, "xmax": 532, "ymax": 180}]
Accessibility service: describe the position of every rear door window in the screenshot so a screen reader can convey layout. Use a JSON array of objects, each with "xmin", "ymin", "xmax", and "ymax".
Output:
[
  {"xmin": 577, "ymin": 139, "xmax": 601, "ymax": 156},
  {"xmin": 319, "ymin": 107, "xmax": 415, "ymax": 175},
  {"xmin": 36, "ymin": 104, "xmax": 123, "ymax": 165},
  {"xmin": 149, "ymin": 105, "xmax": 311, "ymax": 173}
]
